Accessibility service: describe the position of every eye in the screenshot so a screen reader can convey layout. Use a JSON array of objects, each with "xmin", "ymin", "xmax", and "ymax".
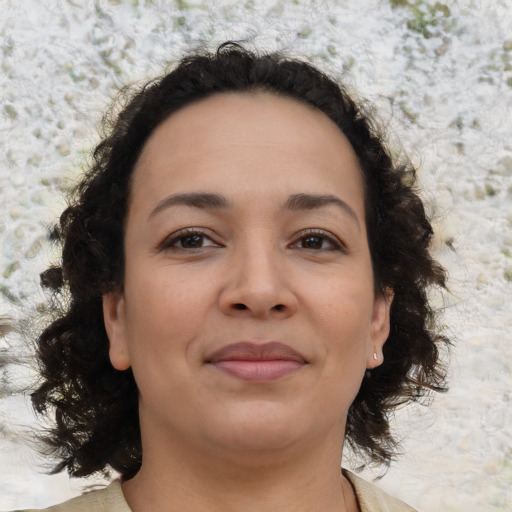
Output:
[
  {"xmin": 291, "ymin": 230, "xmax": 345, "ymax": 252},
  {"xmin": 159, "ymin": 228, "xmax": 219, "ymax": 251}
]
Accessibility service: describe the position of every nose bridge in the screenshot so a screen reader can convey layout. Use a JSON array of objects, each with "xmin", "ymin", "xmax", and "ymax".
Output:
[
  {"xmin": 220, "ymin": 230, "xmax": 296, "ymax": 317},
  {"xmin": 239, "ymin": 238, "xmax": 280, "ymax": 292}
]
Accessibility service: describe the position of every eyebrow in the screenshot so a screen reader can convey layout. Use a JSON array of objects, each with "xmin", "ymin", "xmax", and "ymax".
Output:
[
  {"xmin": 285, "ymin": 193, "xmax": 360, "ymax": 229},
  {"xmin": 149, "ymin": 192, "xmax": 231, "ymax": 219},
  {"xmin": 149, "ymin": 191, "xmax": 360, "ymax": 229}
]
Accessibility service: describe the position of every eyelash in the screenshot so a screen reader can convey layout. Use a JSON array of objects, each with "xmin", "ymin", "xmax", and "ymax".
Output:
[
  {"xmin": 158, "ymin": 228, "xmax": 218, "ymax": 251},
  {"xmin": 158, "ymin": 228, "xmax": 346, "ymax": 252},
  {"xmin": 291, "ymin": 229, "xmax": 346, "ymax": 252}
]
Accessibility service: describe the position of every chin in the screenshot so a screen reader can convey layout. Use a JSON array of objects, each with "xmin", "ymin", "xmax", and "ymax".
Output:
[{"xmin": 206, "ymin": 404, "xmax": 314, "ymax": 455}]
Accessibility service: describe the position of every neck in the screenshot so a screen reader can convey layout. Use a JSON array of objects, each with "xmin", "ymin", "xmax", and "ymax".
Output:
[{"xmin": 121, "ymin": 427, "xmax": 356, "ymax": 512}]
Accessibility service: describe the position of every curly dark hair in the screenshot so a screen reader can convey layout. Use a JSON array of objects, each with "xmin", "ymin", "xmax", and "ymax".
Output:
[{"xmin": 32, "ymin": 42, "xmax": 449, "ymax": 479}]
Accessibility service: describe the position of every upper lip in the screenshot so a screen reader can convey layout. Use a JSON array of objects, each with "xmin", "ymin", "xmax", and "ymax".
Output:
[{"xmin": 206, "ymin": 342, "xmax": 307, "ymax": 364}]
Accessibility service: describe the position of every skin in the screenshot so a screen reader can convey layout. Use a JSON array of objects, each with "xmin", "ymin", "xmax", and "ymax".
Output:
[{"xmin": 103, "ymin": 92, "xmax": 392, "ymax": 512}]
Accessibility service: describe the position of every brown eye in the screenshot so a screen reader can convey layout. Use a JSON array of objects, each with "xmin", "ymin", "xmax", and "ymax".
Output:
[
  {"xmin": 159, "ymin": 228, "xmax": 219, "ymax": 251},
  {"xmin": 291, "ymin": 229, "xmax": 345, "ymax": 252},
  {"xmin": 180, "ymin": 234, "xmax": 205, "ymax": 248},
  {"xmin": 301, "ymin": 235, "xmax": 325, "ymax": 249}
]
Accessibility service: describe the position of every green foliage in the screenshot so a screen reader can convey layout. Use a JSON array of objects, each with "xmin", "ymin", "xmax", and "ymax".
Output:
[
  {"xmin": 485, "ymin": 184, "xmax": 496, "ymax": 197},
  {"xmin": 389, "ymin": 0, "xmax": 452, "ymax": 38},
  {"xmin": 3, "ymin": 262, "xmax": 20, "ymax": 279},
  {"xmin": 0, "ymin": 285, "xmax": 19, "ymax": 304},
  {"xmin": 3, "ymin": 104, "xmax": 17, "ymax": 120}
]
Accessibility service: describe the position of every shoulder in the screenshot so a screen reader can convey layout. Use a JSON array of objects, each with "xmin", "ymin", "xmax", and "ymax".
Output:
[
  {"xmin": 343, "ymin": 470, "xmax": 419, "ymax": 512},
  {"xmin": 9, "ymin": 473, "xmax": 417, "ymax": 512},
  {"xmin": 9, "ymin": 481, "xmax": 131, "ymax": 512}
]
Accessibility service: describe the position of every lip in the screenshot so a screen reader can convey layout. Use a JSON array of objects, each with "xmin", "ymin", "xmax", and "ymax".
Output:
[{"xmin": 206, "ymin": 342, "xmax": 307, "ymax": 382}]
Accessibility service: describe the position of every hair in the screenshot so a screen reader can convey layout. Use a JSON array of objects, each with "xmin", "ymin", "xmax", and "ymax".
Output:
[{"xmin": 32, "ymin": 42, "xmax": 449, "ymax": 479}]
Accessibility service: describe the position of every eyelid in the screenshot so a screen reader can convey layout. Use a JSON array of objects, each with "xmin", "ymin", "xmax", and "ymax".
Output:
[
  {"xmin": 156, "ymin": 227, "xmax": 346, "ymax": 252},
  {"xmin": 157, "ymin": 227, "xmax": 220, "ymax": 251},
  {"xmin": 290, "ymin": 228, "xmax": 348, "ymax": 252}
]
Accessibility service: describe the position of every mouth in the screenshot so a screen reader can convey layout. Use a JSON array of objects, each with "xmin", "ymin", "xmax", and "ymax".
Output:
[{"xmin": 206, "ymin": 341, "xmax": 307, "ymax": 382}]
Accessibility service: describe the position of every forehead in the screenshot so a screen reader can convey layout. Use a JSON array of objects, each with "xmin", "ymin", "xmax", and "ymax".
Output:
[{"xmin": 131, "ymin": 91, "xmax": 364, "ymax": 212}]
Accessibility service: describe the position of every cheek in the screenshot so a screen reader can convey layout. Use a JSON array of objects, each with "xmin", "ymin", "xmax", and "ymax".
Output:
[
  {"xmin": 302, "ymin": 268, "xmax": 375, "ymax": 378},
  {"xmin": 121, "ymin": 267, "xmax": 216, "ymax": 412},
  {"xmin": 123, "ymin": 265, "xmax": 217, "ymax": 360},
  {"xmin": 308, "ymin": 271, "xmax": 374, "ymax": 334}
]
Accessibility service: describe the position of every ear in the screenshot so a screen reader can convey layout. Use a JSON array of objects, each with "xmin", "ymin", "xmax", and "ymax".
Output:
[
  {"xmin": 103, "ymin": 290, "xmax": 131, "ymax": 371},
  {"xmin": 367, "ymin": 288, "xmax": 393, "ymax": 369}
]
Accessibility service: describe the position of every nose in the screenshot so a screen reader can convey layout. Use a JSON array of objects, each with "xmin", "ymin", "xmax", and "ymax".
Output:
[{"xmin": 219, "ymin": 243, "xmax": 298, "ymax": 319}]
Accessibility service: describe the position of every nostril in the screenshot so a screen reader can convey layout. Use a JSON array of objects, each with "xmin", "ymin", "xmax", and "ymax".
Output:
[{"xmin": 230, "ymin": 303, "xmax": 287, "ymax": 313}]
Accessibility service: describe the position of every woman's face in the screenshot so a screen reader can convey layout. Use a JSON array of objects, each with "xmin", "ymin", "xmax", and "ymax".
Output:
[{"xmin": 104, "ymin": 92, "xmax": 391, "ymax": 459}]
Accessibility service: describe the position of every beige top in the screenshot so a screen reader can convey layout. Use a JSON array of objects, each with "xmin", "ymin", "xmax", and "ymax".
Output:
[{"xmin": 13, "ymin": 470, "xmax": 418, "ymax": 512}]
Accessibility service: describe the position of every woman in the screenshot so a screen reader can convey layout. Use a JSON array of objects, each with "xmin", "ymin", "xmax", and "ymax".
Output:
[{"xmin": 19, "ymin": 42, "xmax": 448, "ymax": 512}]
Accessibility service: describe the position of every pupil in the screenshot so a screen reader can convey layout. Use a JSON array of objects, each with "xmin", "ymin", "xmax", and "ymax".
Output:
[
  {"xmin": 182, "ymin": 235, "xmax": 202, "ymax": 248},
  {"xmin": 303, "ymin": 236, "xmax": 322, "ymax": 249}
]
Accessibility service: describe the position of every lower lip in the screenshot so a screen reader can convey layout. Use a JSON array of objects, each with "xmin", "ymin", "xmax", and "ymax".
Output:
[{"xmin": 212, "ymin": 360, "xmax": 304, "ymax": 382}]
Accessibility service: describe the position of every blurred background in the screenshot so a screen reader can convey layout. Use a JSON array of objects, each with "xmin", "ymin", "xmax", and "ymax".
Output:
[{"xmin": 1, "ymin": 1, "xmax": 511, "ymax": 510}]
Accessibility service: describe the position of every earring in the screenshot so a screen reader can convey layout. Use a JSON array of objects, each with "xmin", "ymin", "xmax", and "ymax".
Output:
[{"xmin": 373, "ymin": 353, "xmax": 378, "ymax": 361}]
